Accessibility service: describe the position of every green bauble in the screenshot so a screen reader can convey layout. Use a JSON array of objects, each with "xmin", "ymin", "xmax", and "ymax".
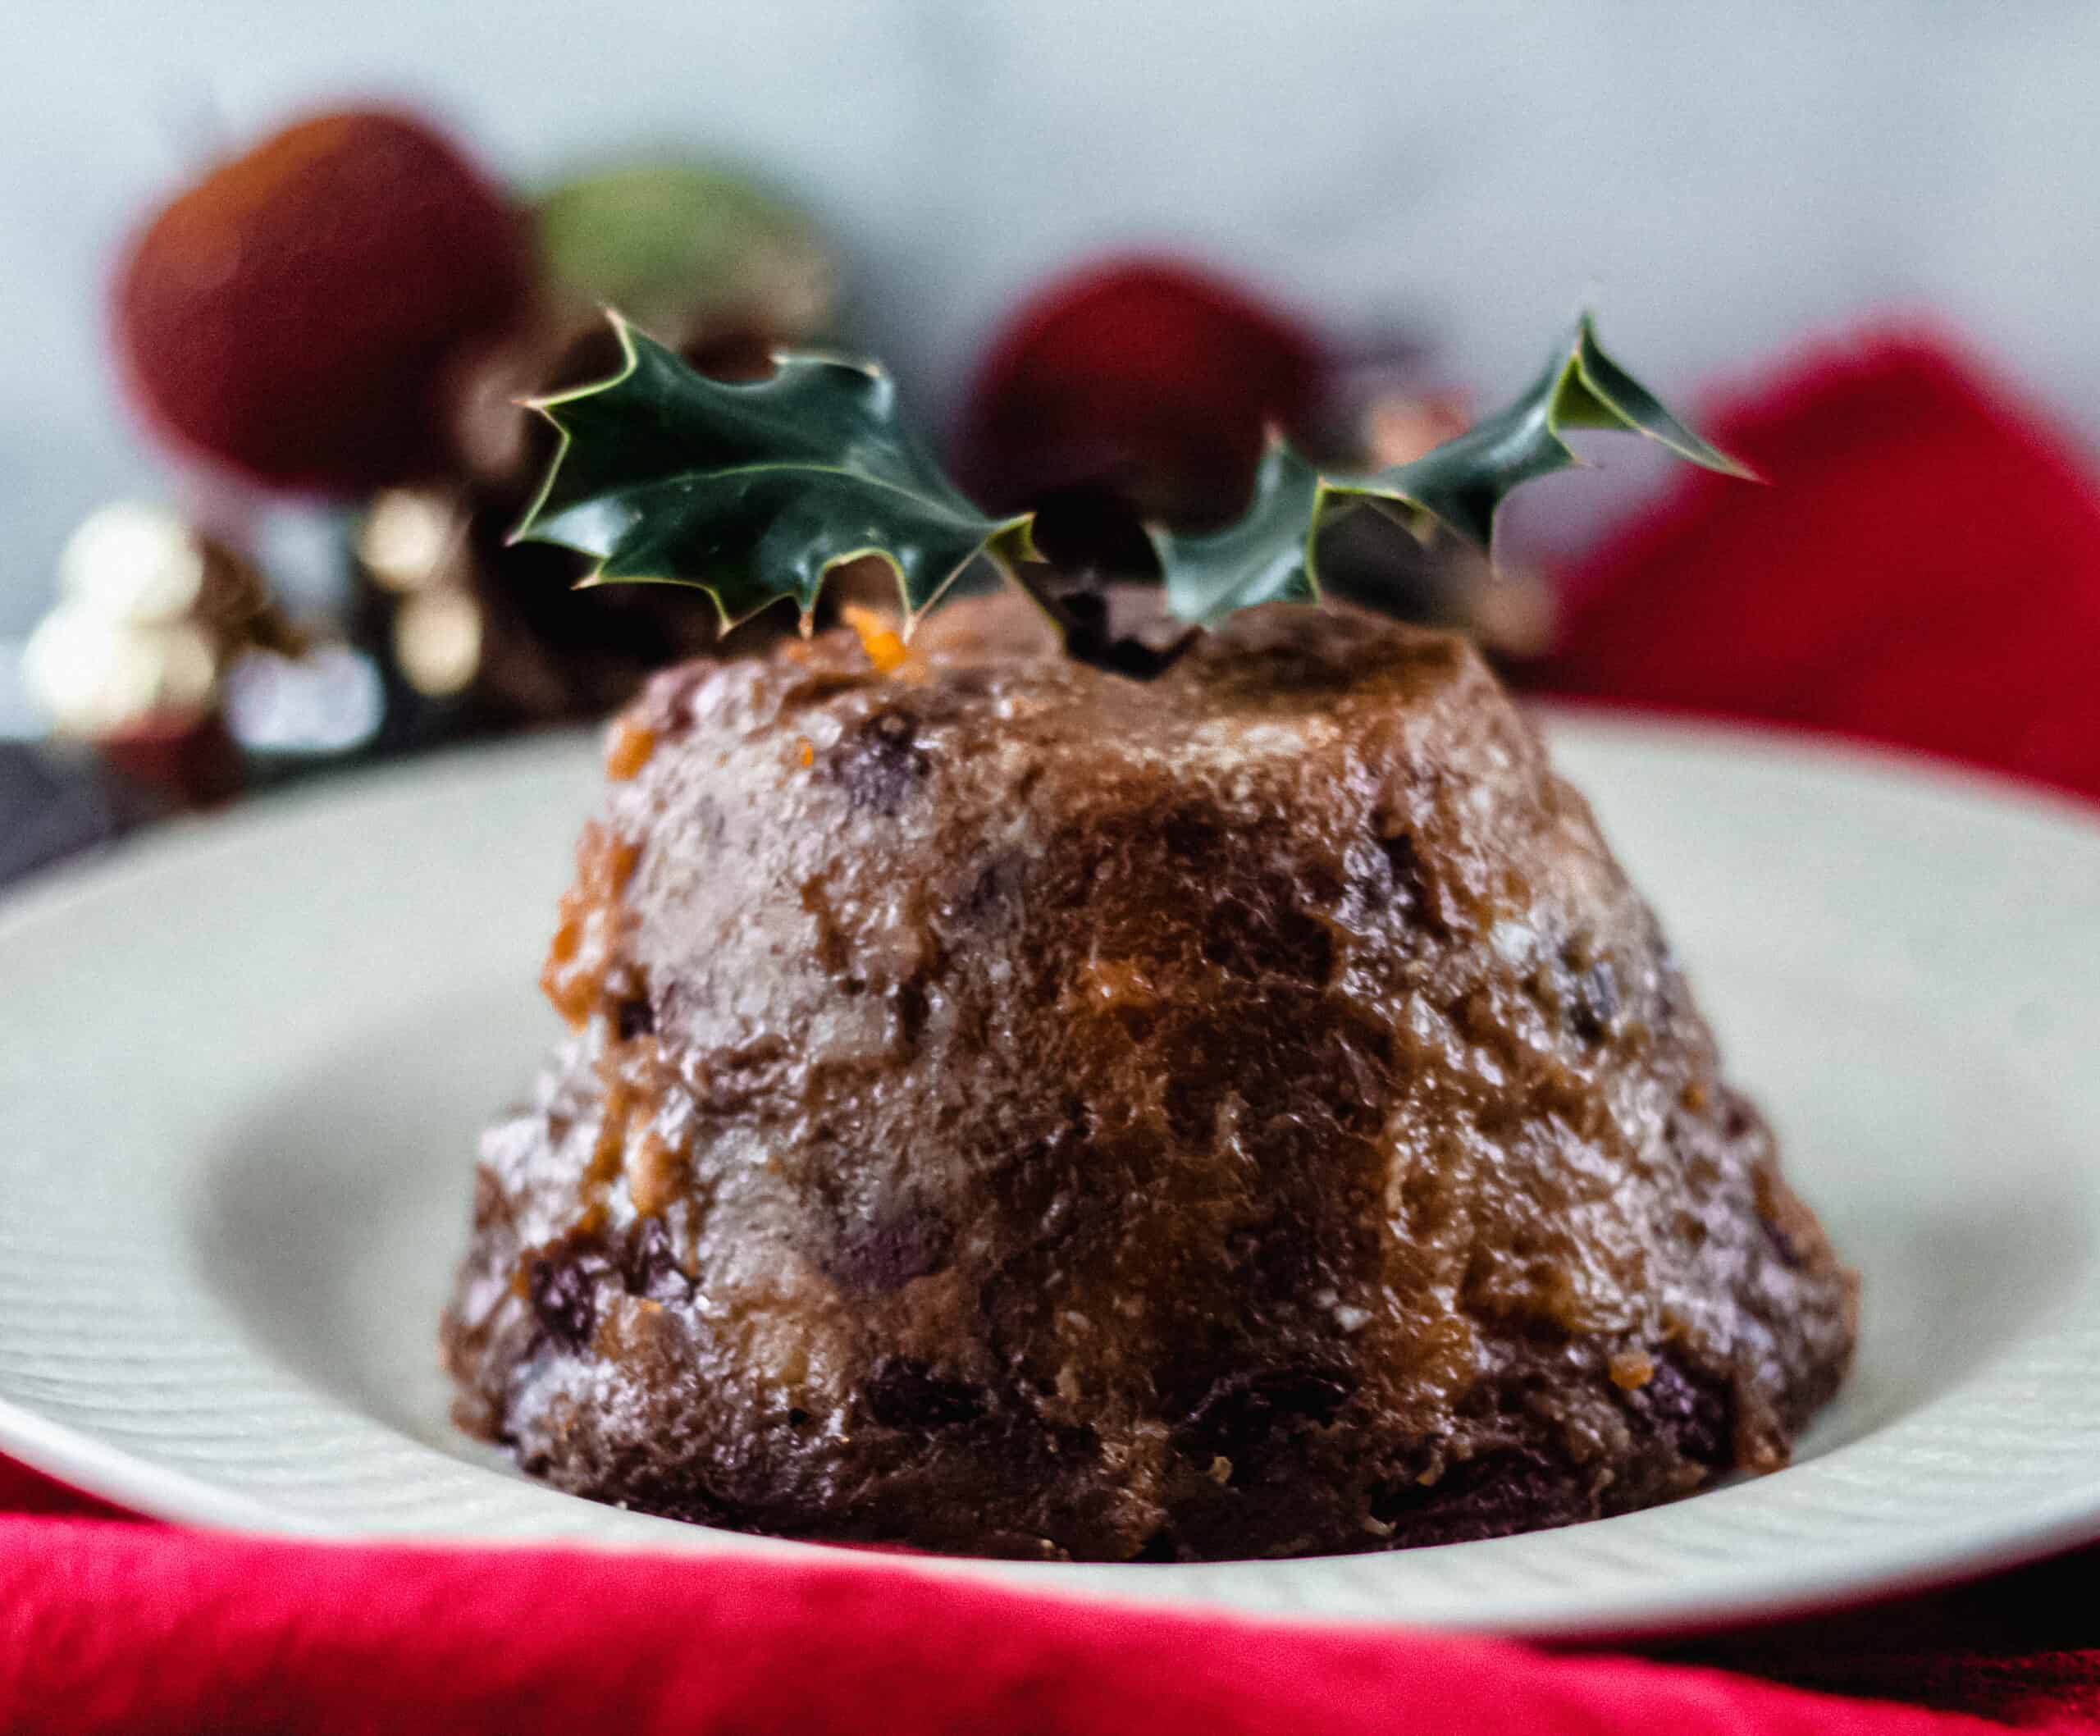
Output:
[{"xmin": 532, "ymin": 161, "xmax": 834, "ymax": 342}]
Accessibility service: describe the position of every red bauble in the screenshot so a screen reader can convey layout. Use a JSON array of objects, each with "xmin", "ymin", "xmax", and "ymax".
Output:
[
  {"xmin": 112, "ymin": 110, "xmax": 532, "ymax": 496},
  {"xmin": 956, "ymin": 258, "xmax": 1325, "ymax": 527}
]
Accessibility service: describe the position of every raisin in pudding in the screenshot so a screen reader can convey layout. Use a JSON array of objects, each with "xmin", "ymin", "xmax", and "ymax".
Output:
[{"xmin": 443, "ymin": 591, "xmax": 1856, "ymax": 1561}]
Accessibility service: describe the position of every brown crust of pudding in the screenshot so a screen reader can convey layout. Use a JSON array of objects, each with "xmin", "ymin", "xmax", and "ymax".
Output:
[{"xmin": 443, "ymin": 592, "xmax": 1857, "ymax": 1562}]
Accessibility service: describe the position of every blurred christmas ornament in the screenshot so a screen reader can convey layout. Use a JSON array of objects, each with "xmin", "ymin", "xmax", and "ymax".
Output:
[
  {"xmin": 358, "ymin": 489, "xmax": 464, "ymax": 595},
  {"xmin": 221, "ymin": 644, "xmax": 386, "ymax": 757},
  {"xmin": 532, "ymin": 161, "xmax": 834, "ymax": 353},
  {"xmin": 22, "ymin": 502, "xmax": 331, "ymax": 806},
  {"xmin": 361, "ymin": 157, "xmax": 844, "ymax": 727},
  {"xmin": 449, "ymin": 160, "xmax": 834, "ymax": 498},
  {"xmin": 25, "ymin": 503, "xmax": 304, "ymax": 731},
  {"xmin": 23, "ymin": 604, "xmax": 217, "ymax": 740},
  {"xmin": 354, "ymin": 491, "xmax": 485, "ymax": 700},
  {"xmin": 347, "ymin": 485, "xmax": 737, "ymax": 727},
  {"xmin": 112, "ymin": 109, "xmax": 532, "ymax": 495},
  {"xmin": 98, "ymin": 94, "xmax": 857, "ymax": 744},
  {"xmin": 957, "ymin": 257, "xmax": 1326, "ymax": 532},
  {"xmin": 955, "ymin": 257, "xmax": 1548, "ymax": 656}
]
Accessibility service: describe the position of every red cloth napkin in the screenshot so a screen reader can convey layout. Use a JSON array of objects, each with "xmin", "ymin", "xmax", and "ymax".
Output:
[
  {"xmin": 2, "ymin": 1455, "xmax": 2093, "ymax": 1736},
  {"xmin": 5, "ymin": 328, "xmax": 2099, "ymax": 1734},
  {"xmin": 1529, "ymin": 325, "xmax": 2100, "ymax": 802}
]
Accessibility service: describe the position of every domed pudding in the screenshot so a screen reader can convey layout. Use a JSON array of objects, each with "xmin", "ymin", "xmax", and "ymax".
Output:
[{"xmin": 443, "ymin": 592, "xmax": 1856, "ymax": 1561}]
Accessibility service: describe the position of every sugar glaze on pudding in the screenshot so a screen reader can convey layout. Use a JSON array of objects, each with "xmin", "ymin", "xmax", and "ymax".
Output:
[{"xmin": 443, "ymin": 592, "xmax": 1856, "ymax": 1562}]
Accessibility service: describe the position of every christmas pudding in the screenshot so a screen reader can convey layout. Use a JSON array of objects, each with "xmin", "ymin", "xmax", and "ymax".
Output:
[{"xmin": 442, "ymin": 316, "xmax": 1856, "ymax": 1560}]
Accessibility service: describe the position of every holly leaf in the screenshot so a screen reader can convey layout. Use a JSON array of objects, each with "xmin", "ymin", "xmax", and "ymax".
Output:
[
  {"xmin": 1153, "ymin": 437, "xmax": 1328, "ymax": 624},
  {"xmin": 513, "ymin": 314, "xmax": 1037, "ymax": 630},
  {"xmin": 1154, "ymin": 311, "xmax": 1750, "ymax": 628},
  {"xmin": 515, "ymin": 307, "xmax": 1745, "ymax": 660},
  {"xmin": 1335, "ymin": 310, "xmax": 1756, "ymax": 547}
]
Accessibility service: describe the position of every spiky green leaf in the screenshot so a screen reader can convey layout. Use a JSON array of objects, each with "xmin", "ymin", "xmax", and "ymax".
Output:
[
  {"xmin": 513, "ymin": 315, "xmax": 1035, "ymax": 630},
  {"xmin": 1153, "ymin": 437, "xmax": 1328, "ymax": 624},
  {"xmin": 1333, "ymin": 311, "xmax": 1755, "ymax": 546},
  {"xmin": 1156, "ymin": 311, "xmax": 1751, "ymax": 628},
  {"xmin": 514, "ymin": 308, "xmax": 1746, "ymax": 660}
]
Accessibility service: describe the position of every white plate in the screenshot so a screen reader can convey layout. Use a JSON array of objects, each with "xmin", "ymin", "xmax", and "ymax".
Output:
[{"xmin": 2, "ymin": 716, "xmax": 2098, "ymax": 1640}]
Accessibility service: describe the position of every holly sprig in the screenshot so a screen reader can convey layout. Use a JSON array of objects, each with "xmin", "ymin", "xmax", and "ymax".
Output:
[{"xmin": 514, "ymin": 309, "xmax": 1748, "ymax": 669}]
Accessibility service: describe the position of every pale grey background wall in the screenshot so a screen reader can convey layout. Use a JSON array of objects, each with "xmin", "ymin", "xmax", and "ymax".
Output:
[{"xmin": 6, "ymin": 0, "xmax": 2098, "ymax": 637}]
